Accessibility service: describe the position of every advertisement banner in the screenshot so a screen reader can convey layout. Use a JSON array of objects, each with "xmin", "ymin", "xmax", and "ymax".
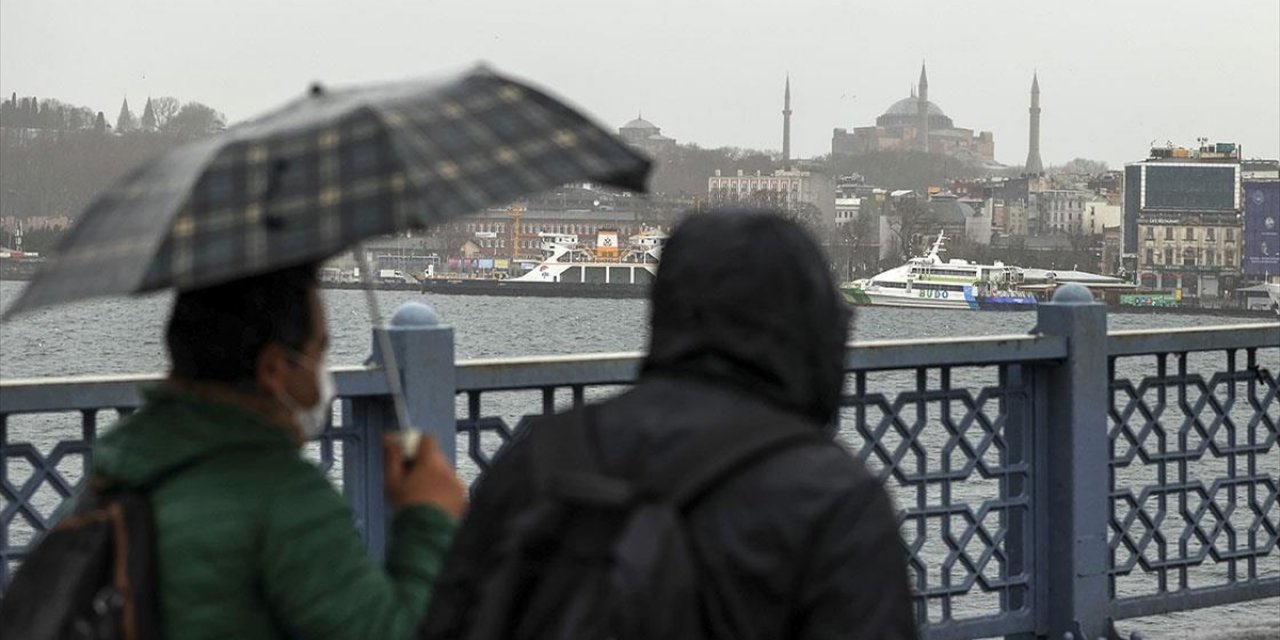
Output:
[{"xmin": 1243, "ymin": 181, "xmax": 1280, "ymax": 276}]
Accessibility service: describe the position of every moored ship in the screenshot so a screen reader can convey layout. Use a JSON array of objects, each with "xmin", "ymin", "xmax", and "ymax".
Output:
[
  {"xmin": 511, "ymin": 228, "xmax": 665, "ymax": 285},
  {"xmin": 841, "ymin": 232, "xmax": 1037, "ymax": 311}
]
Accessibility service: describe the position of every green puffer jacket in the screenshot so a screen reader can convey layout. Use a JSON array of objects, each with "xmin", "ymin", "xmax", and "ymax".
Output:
[{"xmin": 90, "ymin": 386, "xmax": 456, "ymax": 640}]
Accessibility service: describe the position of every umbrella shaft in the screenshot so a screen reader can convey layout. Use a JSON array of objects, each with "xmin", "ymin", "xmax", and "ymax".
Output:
[{"xmin": 353, "ymin": 245, "xmax": 414, "ymax": 435}]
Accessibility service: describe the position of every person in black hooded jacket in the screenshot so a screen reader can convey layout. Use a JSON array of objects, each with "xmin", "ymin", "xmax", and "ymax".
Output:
[{"xmin": 422, "ymin": 209, "xmax": 917, "ymax": 639}]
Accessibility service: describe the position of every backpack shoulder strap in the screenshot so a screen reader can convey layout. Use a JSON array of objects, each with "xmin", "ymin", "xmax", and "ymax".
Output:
[
  {"xmin": 648, "ymin": 414, "xmax": 826, "ymax": 509},
  {"xmin": 531, "ymin": 406, "xmax": 634, "ymax": 507}
]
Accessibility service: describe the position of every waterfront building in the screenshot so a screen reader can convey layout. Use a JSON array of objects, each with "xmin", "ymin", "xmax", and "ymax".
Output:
[
  {"xmin": 1126, "ymin": 142, "xmax": 1243, "ymax": 297},
  {"xmin": 1083, "ymin": 199, "xmax": 1123, "ymax": 236},
  {"xmin": 831, "ymin": 62, "xmax": 995, "ymax": 163},
  {"xmin": 707, "ymin": 168, "xmax": 836, "ymax": 227},
  {"xmin": 1242, "ymin": 177, "xmax": 1279, "ymax": 279},
  {"xmin": 1033, "ymin": 189, "xmax": 1090, "ymax": 235}
]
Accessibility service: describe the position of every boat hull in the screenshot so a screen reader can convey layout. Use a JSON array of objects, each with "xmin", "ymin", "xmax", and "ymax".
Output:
[{"xmin": 842, "ymin": 286, "xmax": 1037, "ymax": 311}]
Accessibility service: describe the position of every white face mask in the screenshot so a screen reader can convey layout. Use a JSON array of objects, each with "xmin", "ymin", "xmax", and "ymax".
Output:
[{"xmin": 276, "ymin": 352, "xmax": 335, "ymax": 440}]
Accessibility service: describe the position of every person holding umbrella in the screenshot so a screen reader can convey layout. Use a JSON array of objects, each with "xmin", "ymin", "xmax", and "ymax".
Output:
[
  {"xmin": 0, "ymin": 68, "xmax": 651, "ymax": 639},
  {"xmin": 89, "ymin": 262, "xmax": 467, "ymax": 639}
]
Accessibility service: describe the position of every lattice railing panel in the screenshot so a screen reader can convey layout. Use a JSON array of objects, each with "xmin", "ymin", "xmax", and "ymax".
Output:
[
  {"xmin": 1, "ymin": 394, "xmax": 364, "ymax": 586},
  {"xmin": 1109, "ymin": 346, "xmax": 1280, "ymax": 607},
  {"xmin": 837, "ymin": 364, "xmax": 1034, "ymax": 634}
]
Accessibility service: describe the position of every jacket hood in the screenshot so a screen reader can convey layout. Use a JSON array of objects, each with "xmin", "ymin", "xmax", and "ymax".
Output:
[{"xmin": 642, "ymin": 209, "xmax": 852, "ymax": 425}]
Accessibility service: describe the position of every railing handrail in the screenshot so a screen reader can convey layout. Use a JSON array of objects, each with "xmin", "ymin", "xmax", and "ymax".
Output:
[
  {"xmin": 1107, "ymin": 321, "xmax": 1280, "ymax": 357},
  {"xmin": 0, "ymin": 333, "xmax": 1074, "ymax": 399},
  {"xmin": 9, "ymin": 324, "xmax": 1277, "ymax": 412}
]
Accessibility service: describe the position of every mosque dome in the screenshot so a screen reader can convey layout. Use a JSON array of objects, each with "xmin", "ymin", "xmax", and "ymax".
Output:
[
  {"xmin": 884, "ymin": 97, "xmax": 946, "ymax": 117},
  {"xmin": 876, "ymin": 97, "xmax": 954, "ymax": 129},
  {"xmin": 621, "ymin": 117, "xmax": 659, "ymax": 131}
]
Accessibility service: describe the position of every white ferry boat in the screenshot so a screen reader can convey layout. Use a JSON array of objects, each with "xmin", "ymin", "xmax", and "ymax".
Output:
[
  {"xmin": 842, "ymin": 232, "xmax": 1037, "ymax": 310},
  {"xmin": 512, "ymin": 228, "xmax": 665, "ymax": 285}
]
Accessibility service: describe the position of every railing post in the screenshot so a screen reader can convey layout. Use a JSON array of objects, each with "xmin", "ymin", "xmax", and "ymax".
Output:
[
  {"xmin": 383, "ymin": 301, "xmax": 458, "ymax": 466},
  {"xmin": 1035, "ymin": 284, "xmax": 1112, "ymax": 639},
  {"xmin": 360, "ymin": 301, "xmax": 457, "ymax": 561}
]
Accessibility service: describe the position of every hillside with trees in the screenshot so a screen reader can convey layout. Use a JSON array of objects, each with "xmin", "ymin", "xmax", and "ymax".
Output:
[{"xmin": 0, "ymin": 93, "xmax": 226, "ymax": 227}]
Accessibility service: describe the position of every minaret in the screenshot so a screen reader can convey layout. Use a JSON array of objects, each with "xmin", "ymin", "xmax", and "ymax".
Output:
[
  {"xmin": 1025, "ymin": 72, "xmax": 1044, "ymax": 175},
  {"xmin": 917, "ymin": 62, "xmax": 930, "ymax": 153},
  {"xmin": 782, "ymin": 75, "xmax": 792, "ymax": 170}
]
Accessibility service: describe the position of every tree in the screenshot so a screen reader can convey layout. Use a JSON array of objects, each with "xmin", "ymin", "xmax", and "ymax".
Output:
[
  {"xmin": 115, "ymin": 98, "xmax": 137, "ymax": 133},
  {"xmin": 1053, "ymin": 158, "xmax": 1109, "ymax": 176},
  {"xmin": 93, "ymin": 111, "xmax": 107, "ymax": 133},
  {"xmin": 832, "ymin": 213, "xmax": 876, "ymax": 280},
  {"xmin": 825, "ymin": 150, "xmax": 986, "ymax": 192},
  {"xmin": 139, "ymin": 97, "xmax": 157, "ymax": 131},
  {"xmin": 66, "ymin": 107, "xmax": 95, "ymax": 130},
  {"xmin": 39, "ymin": 99, "xmax": 67, "ymax": 130},
  {"xmin": 166, "ymin": 102, "xmax": 226, "ymax": 138},
  {"xmin": 150, "ymin": 97, "xmax": 181, "ymax": 131},
  {"xmin": 881, "ymin": 196, "xmax": 932, "ymax": 264}
]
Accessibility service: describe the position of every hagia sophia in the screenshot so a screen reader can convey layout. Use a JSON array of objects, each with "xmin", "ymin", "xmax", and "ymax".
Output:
[{"xmin": 831, "ymin": 63, "xmax": 997, "ymax": 164}]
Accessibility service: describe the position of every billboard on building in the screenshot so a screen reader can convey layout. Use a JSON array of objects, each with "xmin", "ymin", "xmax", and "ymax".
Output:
[
  {"xmin": 1243, "ymin": 181, "xmax": 1280, "ymax": 276},
  {"xmin": 1143, "ymin": 164, "xmax": 1239, "ymax": 211}
]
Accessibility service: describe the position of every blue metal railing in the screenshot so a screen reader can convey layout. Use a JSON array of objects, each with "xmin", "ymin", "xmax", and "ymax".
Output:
[{"xmin": 2, "ymin": 297, "xmax": 1277, "ymax": 639}]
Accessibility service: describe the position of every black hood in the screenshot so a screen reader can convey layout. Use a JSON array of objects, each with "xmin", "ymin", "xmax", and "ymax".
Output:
[{"xmin": 642, "ymin": 209, "xmax": 853, "ymax": 425}]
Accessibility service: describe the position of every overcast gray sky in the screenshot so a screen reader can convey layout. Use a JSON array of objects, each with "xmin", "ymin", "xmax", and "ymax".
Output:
[{"xmin": 2, "ymin": 0, "xmax": 1277, "ymax": 168}]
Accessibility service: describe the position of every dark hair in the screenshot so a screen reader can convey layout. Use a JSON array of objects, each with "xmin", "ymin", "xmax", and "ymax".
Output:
[{"xmin": 166, "ymin": 264, "xmax": 319, "ymax": 383}]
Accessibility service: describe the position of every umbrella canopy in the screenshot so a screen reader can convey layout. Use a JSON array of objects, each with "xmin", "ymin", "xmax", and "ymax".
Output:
[{"xmin": 4, "ymin": 67, "xmax": 650, "ymax": 318}]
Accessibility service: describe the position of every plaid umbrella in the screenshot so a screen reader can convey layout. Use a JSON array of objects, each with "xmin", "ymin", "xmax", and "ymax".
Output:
[{"xmin": 3, "ymin": 67, "xmax": 650, "ymax": 318}]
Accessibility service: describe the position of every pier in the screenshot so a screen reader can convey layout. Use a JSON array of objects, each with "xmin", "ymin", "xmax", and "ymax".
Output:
[{"xmin": 2, "ymin": 289, "xmax": 1277, "ymax": 638}]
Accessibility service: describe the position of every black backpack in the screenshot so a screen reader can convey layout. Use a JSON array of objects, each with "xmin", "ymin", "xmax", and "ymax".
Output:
[
  {"xmin": 452, "ymin": 405, "xmax": 823, "ymax": 640},
  {"xmin": 0, "ymin": 459, "xmax": 208, "ymax": 640}
]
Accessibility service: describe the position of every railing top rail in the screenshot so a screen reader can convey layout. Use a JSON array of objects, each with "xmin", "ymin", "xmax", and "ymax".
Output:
[
  {"xmin": 1108, "ymin": 321, "xmax": 1280, "ymax": 357},
  {"xmin": 4, "ymin": 323, "xmax": 1273, "ymax": 411},
  {"xmin": 0, "ymin": 333, "xmax": 1089, "ymax": 408},
  {"xmin": 455, "ymin": 351, "xmax": 642, "ymax": 391},
  {"xmin": 0, "ymin": 366, "xmax": 389, "ymax": 414},
  {"xmin": 846, "ymin": 333, "xmax": 1067, "ymax": 370}
]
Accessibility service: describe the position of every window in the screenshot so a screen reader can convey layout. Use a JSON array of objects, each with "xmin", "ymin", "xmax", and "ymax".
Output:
[
  {"xmin": 1183, "ymin": 247, "xmax": 1196, "ymax": 266},
  {"xmin": 1225, "ymin": 250, "xmax": 1235, "ymax": 266},
  {"xmin": 1145, "ymin": 248, "xmax": 1154, "ymax": 264},
  {"xmin": 1226, "ymin": 228, "xmax": 1235, "ymax": 242},
  {"xmin": 1205, "ymin": 249, "xmax": 1215, "ymax": 265},
  {"xmin": 1185, "ymin": 227, "xmax": 1195, "ymax": 241},
  {"xmin": 1207, "ymin": 227, "xmax": 1215, "ymax": 241},
  {"xmin": 1165, "ymin": 227, "xmax": 1174, "ymax": 240},
  {"xmin": 1164, "ymin": 248, "xmax": 1174, "ymax": 264},
  {"xmin": 1146, "ymin": 227, "xmax": 1155, "ymax": 240}
]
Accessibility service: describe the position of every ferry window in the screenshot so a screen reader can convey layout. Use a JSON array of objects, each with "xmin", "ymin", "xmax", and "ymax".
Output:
[
  {"xmin": 634, "ymin": 269, "xmax": 655, "ymax": 284},
  {"xmin": 585, "ymin": 266, "xmax": 607, "ymax": 283},
  {"xmin": 608, "ymin": 267, "xmax": 630, "ymax": 283},
  {"xmin": 561, "ymin": 266, "xmax": 583, "ymax": 283}
]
